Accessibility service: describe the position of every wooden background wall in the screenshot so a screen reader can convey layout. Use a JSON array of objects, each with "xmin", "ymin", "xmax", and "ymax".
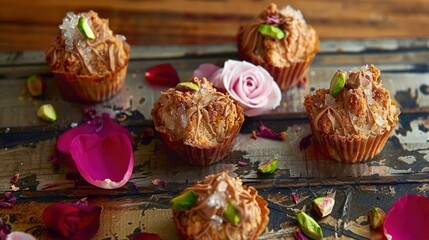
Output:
[{"xmin": 0, "ymin": 0, "xmax": 428, "ymax": 51}]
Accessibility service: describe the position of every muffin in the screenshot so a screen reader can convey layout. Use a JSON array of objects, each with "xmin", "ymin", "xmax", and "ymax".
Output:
[
  {"xmin": 303, "ymin": 65, "xmax": 400, "ymax": 163},
  {"xmin": 151, "ymin": 78, "xmax": 244, "ymax": 166},
  {"xmin": 237, "ymin": 3, "xmax": 319, "ymax": 91},
  {"xmin": 46, "ymin": 10, "xmax": 130, "ymax": 102},
  {"xmin": 171, "ymin": 171, "xmax": 269, "ymax": 240}
]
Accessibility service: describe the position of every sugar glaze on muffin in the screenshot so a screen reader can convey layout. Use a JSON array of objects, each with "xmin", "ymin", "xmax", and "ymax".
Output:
[
  {"xmin": 152, "ymin": 77, "xmax": 242, "ymax": 147},
  {"xmin": 46, "ymin": 11, "xmax": 129, "ymax": 77},
  {"xmin": 238, "ymin": 3, "xmax": 318, "ymax": 68},
  {"xmin": 304, "ymin": 65, "xmax": 399, "ymax": 137},
  {"xmin": 173, "ymin": 172, "xmax": 269, "ymax": 240}
]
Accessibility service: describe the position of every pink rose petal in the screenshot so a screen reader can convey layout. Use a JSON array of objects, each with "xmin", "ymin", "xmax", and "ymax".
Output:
[
  {"xmin": 238, "ymin": 161, "xmax": 248, "ymax": 166},
  {"xmin": 152, "ymin": 179, "xmax": 167, "ymax": 187},
  {"xmin": 70, "ymin": 132, "xmax": 134, "ymax": 189},
  {"xmin": 6, "ymin": 232, "xmax": 36, "ymax": 240},
  {"xmin": 43, "ymin": 201, "xmax": 102, "ymax": 240},
  {"xmin": 193, "ymin": 63, "xmax": 223, "ymax": 88},
  {"xmin": 255, "ymin": 122, "xmax": 287, "ymax": 141},
  {"xmin": 145, "ymin": 63, "xmax": 180, "ymax": 87},
  {"xmin": 57, "ymin": 113, "xmax": 133, "ymax": 189},
  {"xmin": 384, "ymin": 194, "xmax": 429, "ymax": 240}
]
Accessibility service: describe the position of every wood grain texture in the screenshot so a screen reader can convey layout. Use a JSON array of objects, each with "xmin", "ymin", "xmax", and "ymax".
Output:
[
  {"xmin": 1, "ymin": 0, "xmax": 429, "ymax": 51},
  {"xmin": 1, "ymin": 39, "xmax": 429, "ymax": 239}
]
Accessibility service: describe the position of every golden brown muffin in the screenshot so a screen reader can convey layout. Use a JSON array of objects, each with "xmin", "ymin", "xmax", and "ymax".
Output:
[
  {"xmin": 173, "ymin": 171, "xmax": 269, "ymax": 240},
  {"xmin": 303, "ymin": 65, "xmax": 400, "ymax": 163},
  {"xmin": 46, "ymin": 10, "xmax": 130, "ymax": 102},
  {"xmin": 151, "ymin": 77, "xmax": 244, "ymax": 166},
  {"xmin": 237, "ymin": 3, "xmax": 319, "ymax": 91}
]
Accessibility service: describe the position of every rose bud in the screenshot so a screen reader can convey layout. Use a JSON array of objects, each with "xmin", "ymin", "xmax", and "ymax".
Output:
[{"xmin": 42, "ymin": 202, "xmax": 102, "ymax": 239}]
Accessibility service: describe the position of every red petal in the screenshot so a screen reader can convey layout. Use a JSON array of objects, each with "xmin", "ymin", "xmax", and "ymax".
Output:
[
  {"xmin": 256, "ymin": 121, "xmax": 286, "ymax": 141},
  {"xmin": 384, "ymin": 194, "xmax": 429, "ymax": 239},
  {"xmin": 42, "ymin": 202, "xmax": 102, "ymax": 240},
  {"xmin": 145, "ymin": 63, "xmax": 180, "ymax": 87},
  {"xmin": 133, "ymin": 232, "xmax": 161, "ymax": 240}
]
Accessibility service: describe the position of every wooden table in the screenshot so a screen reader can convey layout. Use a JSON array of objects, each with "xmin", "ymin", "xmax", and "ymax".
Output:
[{"xmin": 1, "ymin": 39, "xmax": 429, "ymax": 239}]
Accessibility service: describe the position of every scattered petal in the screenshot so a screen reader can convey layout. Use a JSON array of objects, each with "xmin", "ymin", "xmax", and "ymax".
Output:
[
  {"xmin": 299, "ymin": 135, "xmax": 312, "ymax": 151},
  {"xmin": 294, "ymin": 227, "xmax": 309, "ymax": 240},
  {"xmin": 43, "ymin": 201, "xmax": 102, "ymax": 240},
  {"xmin": 6, "ymin": 231, "xmax": 36, "ymax": 240},
  {"xmin": 132, "ymin": 232, "xmax": 161, "ymax": 240},
  {"xmin": 384, "ymin": 194, "xmax": 429, "ymax": 240},
  {"xmin": 41, "ymin": 183, "xmax": 61, "ymax": 190},
  {"xmin": 145, "ymin": 63, "xmax": 180, "ymax": 87},
  {"xmin": 0, "ymin": 221, "xmax": 11, "ymax": 240},
  {"xmin": 255, "ymin": 122, "xmax": 286, "ymax": 141},
  {"xmin": 9, "ymin": 173, "xmax": 19, "ymax": 184},
  {"xmin": 238, "ymin": 161, "xmax": 248, "ymax": 166},
  {"xmin": 0, "ymin": 201, "xmax": 13, "ymax": 208},
  {"xmin": 57, "ymin": 113, "xmax": 134, "ymax": 189},
  {"xmin": 152, "ymin": 179, "xmax": 167, "ymax": 187},
  {"xmin": 292, "ymin": 192, "xmax": 300, "ymax": 204},
  {"xmin": 70, "ymin": 132, "xmax": 134, "ymax": 189}
]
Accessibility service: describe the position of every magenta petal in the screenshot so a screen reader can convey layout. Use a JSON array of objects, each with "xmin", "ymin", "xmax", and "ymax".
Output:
[
  {"xmin": 384, "ymin": 194, "xmax": 429, "ymax": 240},
  {"xmin": 70, "ymin": 132, "xmax": 134, "ymax": 189},
  {"xmin": 145, "ymin": 63, "xmax": 180, "ymax": 87}
]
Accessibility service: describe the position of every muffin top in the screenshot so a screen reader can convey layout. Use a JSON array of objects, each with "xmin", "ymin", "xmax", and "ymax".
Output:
[
  {"xmin": 45, "ymin": 11, "xmax": 130, "ymax": 76},
  {"xmin": 304, "ymin": 65, "xmax": 400, "ymax": 137},
  {"xmin": 151, "ymin": 77, "xmax": 244, "ymax": 147},
  {"xmin": 174, "ymin": 171, "xmax": 267, "ymax": 240},
  {"xmin": 238, "ymin": 3, "xmax": 319, "ymax": 68}
]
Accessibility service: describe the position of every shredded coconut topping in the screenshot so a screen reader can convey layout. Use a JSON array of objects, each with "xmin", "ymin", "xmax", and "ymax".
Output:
[{"xmin": 304, "ymin": 65, "xmax": 400, "ymax": 137}]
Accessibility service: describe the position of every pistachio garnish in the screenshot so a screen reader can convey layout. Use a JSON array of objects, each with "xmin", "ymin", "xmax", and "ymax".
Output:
[
  {"xmin": 77, "ymin": 17, "xmax": 95, "ymax": 40},
  {"xmin": 37, "ymin": 104, "xmax": 57, "ymax": 122},
  {"xmin": 170, "ymin": 190, "xmax": 197, "ymax": 211},
  {"xmin": 369, "ymin": 207, "xmax": 386, "ymax": 229},
  {"xmin": 329, "ymin": 70, "xmax": 346, "ymax": 97},
  {"xmin": 258, "ymin": 24, "xmax": 285, "ymax": 40},
  {"xmin": 312, "ymin": 197, "xmax": 335, "ymax": 218},
  {"xmin": 258, "ymin": 158, "xmax": 278, "ymax": 174},
  {"xmin": 223, "ymin": 201, "xmax": 240, "ymax": 224},
  {"xmin": 296, "ymin": 211, "xmax": 323, "ymax": 240},
  {"xmin": 176, "ymin": 82, "xmax": 199, "ymax": 92},
  {"xmin": 27, "ymin": 74, "xmax": 45, "ymax": 97}
]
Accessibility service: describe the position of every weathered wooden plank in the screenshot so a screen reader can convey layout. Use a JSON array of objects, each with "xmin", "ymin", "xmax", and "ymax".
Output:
[
  {"xmin": 1, "ymin": 0, "xmax": 429, "ymax": 51},
  {"xmin": 1, "ymin": 182, "xmax": 428, "ymax": 239}
]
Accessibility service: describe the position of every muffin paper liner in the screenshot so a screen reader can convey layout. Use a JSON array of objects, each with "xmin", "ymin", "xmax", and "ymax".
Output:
[
  {"xmin": 173, "ymin": 186, "xmax": 269, "ymax": 240},
  {"xmin": 158, "ymin": 115, "xmax": 243, "ymax": 166},
  {"xmin": 237, "ymin": 32, "xmax": 318, "ymax": 91},
  {"xmin": 53, "ymin": 65, "xmax": 128, "ymax": 102},
  {"xmin": 310, "ymin": 124, "xmax": 395, "ymax": 163}
]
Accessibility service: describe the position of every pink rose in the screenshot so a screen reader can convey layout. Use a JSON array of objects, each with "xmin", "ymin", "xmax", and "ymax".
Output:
[
  {"xmin": 42, "ymin": 200, "xmax": 102, "ymax": 240},
  {"xmin": 194, "ymin": 60, "xmax": 281, "ymax": 117}
]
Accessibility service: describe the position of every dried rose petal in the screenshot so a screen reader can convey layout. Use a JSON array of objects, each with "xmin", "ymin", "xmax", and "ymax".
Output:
[
  {"xmin": 6, "ymin": 231, "xmax": 36, "ymax": 240},
  {"xmin": 266, "ymin": 15, "xmax": 280, "ymax": 24},
  {"xmin": 384, "ymin": 194, "xmax": 429, "ymax": 239},
  {"xmin": 299, "ymin": 135, "xmax": 312, "ymax": 151},
  {"xmin": 255, "ymin": 122, "xmax": 286, "ymax": 141},
  {"xmin": 0, "ymin": 221, "xmax": 11, "ymax": 240},
  {"xmin": 145, "ymin": 63, "xmax": 180, "ymax": 87},
  {"xmin": 152, "ymin": 179, "xmax": 167, "ymax": 187},
  {"xmin": 294, "ymin": 227, "xmax": 309, "ymax": 240},
  {"xmin": 9, "ymin": 173, "xmax": 19, "ymax": 184},
  {"xmin": 132, "ymin": 232, "xmax": 161, "ymax": 240},
  {"xmin": 292, "ymin": 192, "xmax": 300, "ymax": 204},
  {"xmin": 70, "ymin": 132, "xmax": 133, "ymax": 189},
  {"xmin": 57, "ymin": 113, "xmax": 133, "ymax": 189},
  {"xmin": 0, "ymin": 200, "xmax": 13, "ymax": 208},
  {"xmin": 43, "ymin": 201, "xmax": 102, "ymax": 240},
  {"xmin": 238, "ymin": 161, "xmax": 248, "ymax": 166}
]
